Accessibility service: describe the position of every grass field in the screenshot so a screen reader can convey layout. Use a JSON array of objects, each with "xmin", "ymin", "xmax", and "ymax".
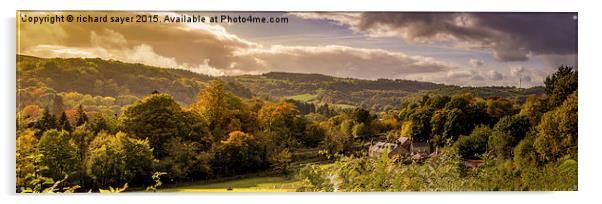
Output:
[
  {"xmin": 286, "ymin": 94, "xmax": 318, "ymax": 102},
  {"xmin": 159, "ymin": 176, "xmax": 302, "ymax": 192}
]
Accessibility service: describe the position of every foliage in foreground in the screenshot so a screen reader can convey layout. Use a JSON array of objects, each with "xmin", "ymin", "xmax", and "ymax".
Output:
[{"xmin": 297, "ymin": 148, "xmax": 577, "ymax": 192}]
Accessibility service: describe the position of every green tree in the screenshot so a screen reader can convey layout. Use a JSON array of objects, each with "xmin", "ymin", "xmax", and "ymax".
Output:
[
  {"xmin": 488, "ymin": 114, "xmax": 531, "ymax": 159},
  {"xmin": 212, "ymin": 131, "xmax": 266, "ymax": 176},
  {"xmin": 351, "ymin": 108, "xmax": 371, "ymax": 124},
  {"xmin": 160, "ymin": 137, "xmax": 212, "ymax": 180},
  {"xmin": 442, "ymin": 108, "xmax": 471, "ymax": 142},
  {"xmin": 534, "ymin": 91, "xmax": 577, "ymax": 162},
  {"xmin": 86, "ymin": 132, "xmax": 154, "ymax": 188},
  {"xmin": 408, "ymin": 108, "xmax": 432, "ymax": 142},
  {"xmin": 75, "ymin": 105, "xmax": 88, "ymax": 126},
  {"xmin": 351, "ymin": 123, "xmax": 370, "ymax": 139},
  {"xmin": 544, "ymin": 66, "xmax": 577, "ymax": 108},
  {"xmin": 302, "ymin": 122, "xmax": 326, "ymax": 147},
  {"xmin": 513, "ymin": 133, "xmax": 538, "ymax": 169},
  {"xmin": 454, "ymin": 125, "xmax": 491, "ymax": 159},
  {"xmin": 119, "ymin": 93, "xmax": 183, "ymax": 158},
  {"xmin": 70, "ymin": 124, "xmax": 94, "ymax": 188},
  {"xmin": 57, "ymin": 111, "xmax": 72, "ymax": 132},
  {"xmin": 519, "ymin": 95, "xmax": 547, "ymax": 125},
  {"xmin": 38, "ymin": 129, "xmax": 78, "ymax": 182},
  {"xmin": 16, "ymin": 129, "xmax": 39, "ymax": 187},
  {"xmin": 33, "ymin": 108, "xmax": 57, "ymax": 136}
]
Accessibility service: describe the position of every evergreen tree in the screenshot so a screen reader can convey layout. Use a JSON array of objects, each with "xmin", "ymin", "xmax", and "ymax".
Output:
[
  {"xmin": 58, "ymin": 111, "xmax": 72, "ymax": 132},
  {"xmin": 33, "ymin": 107, "xmax": 57, "ymax": 136},
  {"xmin": 75, "ymin": 105, "xmax": 88, "ymax": 126}
]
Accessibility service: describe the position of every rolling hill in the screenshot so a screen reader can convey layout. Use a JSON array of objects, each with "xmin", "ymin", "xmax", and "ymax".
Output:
[{"xmin": 17, "ymin": 55, "xmax": 543, "ymax": 112}]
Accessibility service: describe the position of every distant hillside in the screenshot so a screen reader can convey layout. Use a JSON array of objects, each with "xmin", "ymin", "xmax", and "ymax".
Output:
[
  {"xmin": 17, "ymin": 55, "xmax": 252, "ymax": 105},
  {"xmin": 225, "ymin": 72, "xmax": 543, "ymax": 111},
  {"xmin": 17, "ymin": 55, "xmax": 544, "ymax": 111}
]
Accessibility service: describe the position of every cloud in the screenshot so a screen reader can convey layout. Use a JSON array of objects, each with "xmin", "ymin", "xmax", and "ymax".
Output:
[
  {"xmin": 469, "ymin": 58, "xmax": 484, "ymax": 68},
  {"xmin": 232, "ymin": 45, "xmax": 452, "ymax": 79},
  {"xmin": 292, "ymin": 12, "xmax": 577, "ymax": 62},
  {"xmin": 539, "ymin": 54, "xmax": 578, "ymax": 68},
  {"xmin": 19, "ymin": 11, "xmax": 456, "ymax": 81},
  {"xmin": 447, "ymin": 70, "xmax": 474, "ymax": 79},
  {"xmin": 486, "ymin": 70, "xmax": 503, "ymax": 81},
  {"xmin": 509, "ymin": 66, "xmax": 548, "ymax": 85},
  {"xmin": 19, "ymin": 12, "xmax": 258, "ymax": 71},
  {"xmin": 19, "ymin": 11, "xmax": 560, "ymax": 87}
]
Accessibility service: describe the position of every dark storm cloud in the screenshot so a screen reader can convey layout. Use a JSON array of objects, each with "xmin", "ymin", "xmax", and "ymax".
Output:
[{"xmin": 295, "ymin": 12, "xmax": 577, "ymax": 62}]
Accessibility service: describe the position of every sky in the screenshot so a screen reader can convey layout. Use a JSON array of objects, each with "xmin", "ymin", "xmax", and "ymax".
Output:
[{"xmin": 17, "ymin": 11, "xmax": 578, "ymax": 87}]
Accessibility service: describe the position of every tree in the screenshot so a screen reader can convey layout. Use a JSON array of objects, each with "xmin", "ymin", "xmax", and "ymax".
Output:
[
  {"xmin": 302, "ymin": 122, "xmax": 326, "ymax": 147},
  {"xmin": 212, "ymin": 131, "xmax": 266, "ymax": 176},
  {"xmin": 176, "ymin": 110, "xmax": 213, "ymax": 149},
  {"xmin": 352, "ymin": 123, "xmax": 370, "ymax": 139},
  {"xmin": 544, "ymin": 66, "xmax": 577, "ymax": 108},
  {"xmin": 488, "ymin": 115, "xmax": 531, "ymax": 159},
  {"xmin": 454, "ymin": 125, "xmax": 491, "ymax": 159},
  {"xmin": 58, "ymin": 111, "xmax": 72, "ymax": 132},
  {"xmin": 16, "ymin": 129, "xmax": 39, "ymax": 187},
  {"xmin": 75, "ymin": 105, "xmax": 88, "ymax": 127},
  {"xmin": 70, "ymin": 124, "xmax": 94, "ymax": 188},
  {"xmin": 119, "ymin": 93, "xmax": 183, "ymax": 158},
  {"xmin": 519, "ymin": 95, "xmax": 547, "ymax": 125},
  {"xmin": 51, "ymin": 94, "xmax": 65, "ymax": 116},
  {"xmin": 269, "ymin": 148, "xmax": 293, "ymax": 174},
  {"xmin": 160, "ymin": 137, "xmax": 212, "ymax": 180},
  {"xmin": 485, "ymin": 98, "xmax": 515, "ymax": 125},
  {"xmin": 32, "ymin": 108, "xmax": 57, "ymax": 136},
  {"xmin": 320, "ymin": 125, "xmax": 351, "ymax": 159},
  {"xmin": 351, "ymin": 108, "xmax": 371, "ymax": 124},
  {"xmin": 442, "ymin": 108, "xmax": 471, "ymax": 142},
  {"xmin": 513, "ymin": 133, "xmax": 538, "ymax": 169},
  {"xmin": 191, "ymin": 80, "xmax": 247, "ymax": 140},
  {"xmin": 38, "ymin": 129, "xmax": 78, "ymax": 182},
  {"xmin": 424, "ymin": 95, "xmax": 451, "ymax": 110},
  {"xmin": 408, "ymin": 108, "xmax": 432, "ymax": 142},
  {"xmin": 90, "ymin": 113, "xmax": 118, "ymax": 134},
  {"xmin": 86, "ymin": 132, "xmax": 154, "ymax": 188},
  {"xmin": 534, "ymin": 91, "xmax": 577, "ymax": 162},
  {"xmin": 258, "ymin": 101, "xmax": 303, "ymax": 148}
]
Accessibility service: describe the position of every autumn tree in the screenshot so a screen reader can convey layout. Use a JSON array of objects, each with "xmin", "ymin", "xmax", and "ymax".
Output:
[
  {"xmin": 258, "ymin": 101, "xmax": 303, "ymax": 148},
  {"xmin": 191, "ymin": 80, "xmax": 250, "ymax": 141}
]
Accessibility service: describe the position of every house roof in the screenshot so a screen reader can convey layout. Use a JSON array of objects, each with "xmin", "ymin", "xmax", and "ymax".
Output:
[
  {"xmin": 397, "ymin": 137, "xmax": 410, "ymax": 144},
  {"xmin": 370, "ymin": 142, "xmax": 398, "ymax": 152},
  {"xmin": 411, "ymin": 142, "xmax": 430, "ymax": 148}
]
